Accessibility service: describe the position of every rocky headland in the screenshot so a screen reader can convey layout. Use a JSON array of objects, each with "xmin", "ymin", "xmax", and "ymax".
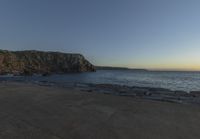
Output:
[{"xmin": 0, "ymin": 50, "xmax": 95, "ymax": 75}]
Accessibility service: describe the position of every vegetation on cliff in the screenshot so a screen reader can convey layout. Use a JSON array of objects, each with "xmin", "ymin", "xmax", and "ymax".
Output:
[{"xmin": 0, "ymin": 50, "xmax": 95, "ymax": 75}]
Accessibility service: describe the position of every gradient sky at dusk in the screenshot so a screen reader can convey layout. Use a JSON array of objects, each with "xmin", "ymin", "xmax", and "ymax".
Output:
[{"xmin": 1, "ymin": 0, "xmax": 200, "ymax": 70}]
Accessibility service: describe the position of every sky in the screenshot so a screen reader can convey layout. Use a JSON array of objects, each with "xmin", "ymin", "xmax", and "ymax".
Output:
[{"xmin": 0, "ymin": 0, "xmax": 200, "ymax": 70}]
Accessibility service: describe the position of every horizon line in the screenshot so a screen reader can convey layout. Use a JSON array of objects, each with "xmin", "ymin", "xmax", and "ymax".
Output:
[{"xmin": 96, "ymin": 65, "xmax": 200, "ymax": 72}]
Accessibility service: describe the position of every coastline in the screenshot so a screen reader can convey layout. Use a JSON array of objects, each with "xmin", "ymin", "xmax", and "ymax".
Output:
[
  {"xmin": 35, "ymin": 81, "xmax": 200, "ymax": 105},
  {"xmin": 1, "ymin": 78, "xmax": 200, "ymax": 105},
  {"xmin": 0, "ymin": 82, "xmax": 199, "ymax": 138}
]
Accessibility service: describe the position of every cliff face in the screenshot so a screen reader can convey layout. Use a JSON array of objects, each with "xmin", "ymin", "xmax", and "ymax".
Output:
[{"xmin": 0, "ymin": 50, "xmax": 95, "ymax": 75}]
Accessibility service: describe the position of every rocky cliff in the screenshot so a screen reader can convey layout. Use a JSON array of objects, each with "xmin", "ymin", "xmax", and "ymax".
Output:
[{"xmin": 0, "ymin": 50, "xmax": 95, "ymax": 75}]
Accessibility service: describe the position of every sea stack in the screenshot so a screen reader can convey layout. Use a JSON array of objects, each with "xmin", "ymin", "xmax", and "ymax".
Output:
[{"xmin": 0, "ymin": 50, "xmax": 96, "ymax": 75}]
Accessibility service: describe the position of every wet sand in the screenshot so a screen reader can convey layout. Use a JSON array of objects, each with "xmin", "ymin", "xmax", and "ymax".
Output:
[{"xmin": 0, "ymin": 82, "xmax": 200, "ymax": 139}]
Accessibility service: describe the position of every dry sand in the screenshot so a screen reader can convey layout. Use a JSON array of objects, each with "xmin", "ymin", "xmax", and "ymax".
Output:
[{"xmin": 0, "ymin": 82, "xmax": 199, "ymax": 139}]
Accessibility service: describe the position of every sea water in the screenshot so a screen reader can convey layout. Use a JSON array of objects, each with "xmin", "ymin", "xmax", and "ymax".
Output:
[{"xmin": 1, "ymin": 70, "xmax": 200, "ymax": 92}]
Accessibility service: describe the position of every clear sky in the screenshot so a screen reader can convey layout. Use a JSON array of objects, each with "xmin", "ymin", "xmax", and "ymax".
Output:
[{"xmin": 0, "ymin": 0, "xmax": 200, "ymax": 70}]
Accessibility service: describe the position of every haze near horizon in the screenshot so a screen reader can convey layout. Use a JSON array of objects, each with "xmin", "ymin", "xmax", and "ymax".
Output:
[{"xmin": 0, "ymin": 0, "xmax": 200, "ymax": 71}]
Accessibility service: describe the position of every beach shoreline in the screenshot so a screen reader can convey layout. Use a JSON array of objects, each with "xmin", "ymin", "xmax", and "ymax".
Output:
[
  {"xmin": 34, "ymin": 80, "xmax": 200, "ymax": 105},
  {"xmin": 0, "ymin": 82, "xmax": 199, "ymax": 138}
]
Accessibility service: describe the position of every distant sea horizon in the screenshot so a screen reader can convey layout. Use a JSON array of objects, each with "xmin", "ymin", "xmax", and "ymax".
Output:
[{"xmin": 95, "ymin": 66, "xmax": 200, "ymax": 72}]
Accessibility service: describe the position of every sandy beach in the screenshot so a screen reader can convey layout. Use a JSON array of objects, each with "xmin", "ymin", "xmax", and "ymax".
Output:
[{"xmin": 0, "ymin": 82, "xmax": 199, "ymax": 139}]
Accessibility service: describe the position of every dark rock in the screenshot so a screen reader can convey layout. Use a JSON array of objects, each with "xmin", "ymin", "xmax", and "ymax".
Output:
[
  {"xmin": 190, "ymin": 91, "xmax": 200, "ymax": 97},
  {"xmin": 119, "ymin": 92, "xmax": 136, "ymax": 97},
  {"xmin": 87, "ymin": 90, "xmax": 93, "ymax": 92},
  {"xmin": 42, "ymin": 72, "xmax": 51, "ymax": 76},
  {"xmin": 23, "ymin": 69, "xmax": 34, "ymax": 76},
  {"xmin": 174, "ymin": 91, "xmax": 190, "ymax": 97},
  {"xmin": 147, "ymin": 87, "xmax": 171, "ymax": 92},
  {"xmin": 134, "ymin": 89, "xmax": 148, "ymax": 97},
  {"xmin": 0, "ymin": 50, "xmax": 95, "ymax": 75},
  {"xmin": 174, "ymin": 90, "xmax": 187, "ymax": 94},
  {"xmin": 119, "ymin": 90, "xmax": 127, "ymax": 94}
]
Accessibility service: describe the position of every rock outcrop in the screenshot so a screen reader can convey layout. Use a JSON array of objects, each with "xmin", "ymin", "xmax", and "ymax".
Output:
[{"xmin": 0, "ymin": 50, "xmax": 95, "ymax": 75}]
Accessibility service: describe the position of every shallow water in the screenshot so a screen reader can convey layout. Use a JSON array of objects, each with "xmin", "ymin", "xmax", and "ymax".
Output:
[{"xmin": 1, "ymin": 70, "xmax": 200, "ymax": 92}]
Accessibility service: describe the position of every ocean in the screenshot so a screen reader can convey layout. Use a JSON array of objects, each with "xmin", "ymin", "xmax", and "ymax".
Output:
[{"xmin": 1, "ymin": 70, "xmax": 200, "ymax": 92}]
